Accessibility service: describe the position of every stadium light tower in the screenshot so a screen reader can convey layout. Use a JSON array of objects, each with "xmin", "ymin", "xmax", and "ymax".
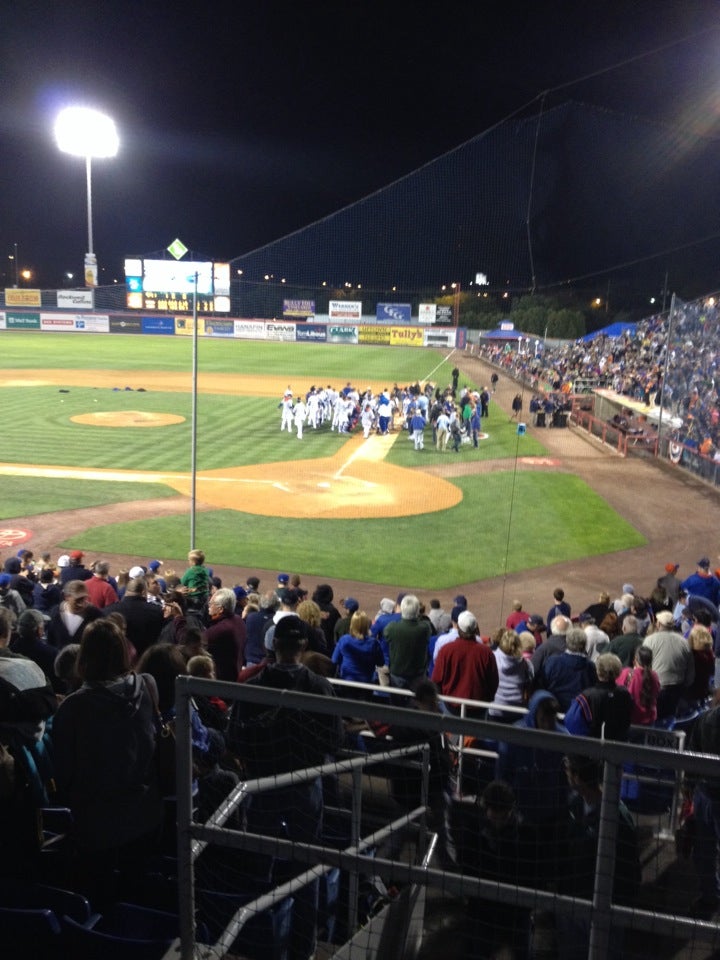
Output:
[{"xmin": 54, "ymin": 106, "xmax": 119, "ymax": 287}]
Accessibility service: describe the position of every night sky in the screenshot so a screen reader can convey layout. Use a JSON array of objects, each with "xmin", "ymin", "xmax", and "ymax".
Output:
[{"xmin": 3, "ymin": 0, "xmax": 720, "ymax": 301}]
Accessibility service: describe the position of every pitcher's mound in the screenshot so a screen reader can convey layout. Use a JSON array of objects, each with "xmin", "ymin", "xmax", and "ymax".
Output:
[{"xmin": 71, "ymin": 411, "xmax": 185, "ymax": 428}]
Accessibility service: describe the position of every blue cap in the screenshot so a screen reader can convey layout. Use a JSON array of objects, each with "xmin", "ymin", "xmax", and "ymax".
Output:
[{"xmin": 278, "ymin": 573, "xmax": 290, "ymax": 584}]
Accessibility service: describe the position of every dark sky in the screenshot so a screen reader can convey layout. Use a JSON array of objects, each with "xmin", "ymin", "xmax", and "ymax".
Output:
[{"xmin": 3, "ymin": 0, "xmax": 720, "ymax": 295}]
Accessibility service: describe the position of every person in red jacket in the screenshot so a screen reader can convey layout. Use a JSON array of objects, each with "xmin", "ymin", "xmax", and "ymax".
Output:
[
  {"xmin": 205, "ymin": 587, "xmax": 247, "ymax": 682},
  {"xmin": 431, "ymin": 610, "xmax": 499, "ymax": 718}
]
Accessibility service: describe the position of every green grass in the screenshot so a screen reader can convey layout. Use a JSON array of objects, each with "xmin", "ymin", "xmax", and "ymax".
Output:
[
  {"xmin": 0, "ymin": 331, "xmax": 644, "ymax": 584},
  {"xmin": 65, "ymin": 472, "xmax": 646, "ymax": 589},
  {"xmin": 0, "ymin": 332, "xmax": 454, "ymax": 385},
  {"xmin": 0, "ymin": 476, "xmax": 178, "ymax": 519},
  {"xmin": 0, "ymin": 387, "xmax": 354, "ymax": 470}
]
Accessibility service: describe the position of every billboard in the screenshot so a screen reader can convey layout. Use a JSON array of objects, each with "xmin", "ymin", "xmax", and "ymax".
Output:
[
  {"xmin": 328, "ymin": 300, "xmax": 362, "ymax": 321},
  {"xmin": 296, "ymin": 324, "xmax": 327, "ymax": 343},
  {"xmin": 376, "ymin": 303, "xmax": 411, "ymax": 324},
  {"xmin": 234, "ymin": 320, "xmax": 266, "ymax": 340},
  {"xmin": 418, "ymin": 303, "xmax": 437, "ymax": 325},
  {"xmin": 283, "ymin": 299, "xmax": 315, "ymax": 318},
  {"xmin": 57, "ymin": 290, "xmax": 94, "ymax": 310},
  {"xmin": 327, "ymin": 325, "xmax": 358, "ymax": 344}
]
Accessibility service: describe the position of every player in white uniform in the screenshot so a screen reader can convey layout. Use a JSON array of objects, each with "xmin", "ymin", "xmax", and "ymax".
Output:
[
  {"xmin": 360, "ymin": 402, "xmax": 376, "ymax": 439},
  {"xmin": 280, "ymin": 395, "xmax": 294, "ymax": 432},
  {"xmin": 293, "ymin": 399, "xmax": 307, "ymax": 439}
]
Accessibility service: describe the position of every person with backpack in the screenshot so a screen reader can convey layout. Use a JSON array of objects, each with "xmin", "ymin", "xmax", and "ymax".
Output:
[{"xmin": 227, "ymin": 614, "xmax": 343, "ymax": 960}]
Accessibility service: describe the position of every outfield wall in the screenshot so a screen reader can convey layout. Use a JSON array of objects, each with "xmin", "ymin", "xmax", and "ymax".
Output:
[{"xmin": 0, "ymin": 310, "xmax": 465, "ymax": 349}]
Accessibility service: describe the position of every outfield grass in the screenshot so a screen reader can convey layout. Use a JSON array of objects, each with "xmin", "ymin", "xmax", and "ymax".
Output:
[
  {"xmin": 0, "ymin": 476, "xmax": 178, "ymax": 519},
  {"xmin": 64, "ymin": 472, "xmax": 646, "ymax": 589},
  {"xmin": 0, "ymin": 331, "xmax": 645, "ymax": 583}
]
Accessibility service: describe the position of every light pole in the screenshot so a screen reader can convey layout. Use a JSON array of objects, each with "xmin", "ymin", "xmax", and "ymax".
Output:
[{"xmin": 54, "ymin": 106, "xmax": 119, "ymax": 287}]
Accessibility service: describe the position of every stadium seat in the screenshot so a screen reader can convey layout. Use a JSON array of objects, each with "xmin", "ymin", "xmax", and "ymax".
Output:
[{"xmin": 0, "ymin": 906, "xmax": 62, "ymax": 959}]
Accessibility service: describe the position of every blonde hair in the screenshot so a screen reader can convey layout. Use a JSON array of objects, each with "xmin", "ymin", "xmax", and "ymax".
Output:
[
  {"xmin": 297, "ymin": 599, "xmax": 322, "ymax": 630},
  {"xmin": 498, "ymin": 629, "xmax": 522, "ymax": 657},
  {"xmin": 518, "ymin": 631, "xmax": 536, "ymax": 654},
  {"xmin": 188, "ymin": 549, "xmax": 205, "ymax": 565},
  {"xmin": 186, "ymin": 654, "xmax": 215, "ymax": 679},
  {"xmin": 689, "ymin": 624, "xmax": 714, "ymax": 651},
  {"xmin": 350, "ymin": 611, "xmax": 371, "ymax": 639}
]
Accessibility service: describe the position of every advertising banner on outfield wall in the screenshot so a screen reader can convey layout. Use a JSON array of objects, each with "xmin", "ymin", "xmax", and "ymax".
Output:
[
  {"xmin": 41, "ymin": 314, "xmax": 109, "ymax": 333},
  {"xmin": 266, "ymin": 322, "xmax": 296, "ymax": 341},
  {"xmin": 141, "ymin": 316, "xmax": 175, "ymax": 336},
  {"xmin": 358, "ymin": 325, "xmax": 391, "ymax": 345},
  {"xmin": 418, "ymin": 303, "xmax": 437, "ymax": 325},
  {"xmin": 327, "ymin": 325, "xmax": 359, "ymax": 344},
  {"xmin": 110, "ymin": 316, "xmax": 142, "ymax": 333},
  {"xmin": 57, "ymin": 290, "xmax": 94, "ymax": 310},
  {"xmin": 6, "ymin": 312, "xmax": 40, "ymax": 329},
  {"xmin": 390, "ymin": 326, "xmax": 424, "ymax": 347},
  {"xmin": 205, "ymin": 320, "xmax": 235, "ymax": 337},
  {"xmin": 0, "ymin": 312, "xmax": 5, "ymax": 329},
  {"xmin": 424, "ymin": 328, "xmax": 457, "ymax": 348},
  {"xmin": 283, "ymin": 299, "xmax": 315, "ymax": 318},
  {"xmin": 5, "ymin": 289, "xmax": 41, "ymax": 308},
  {"xmin": 296, "ymin": 324, "xmax": 327, "ymax": 343},
  {"xmin": 234, "ymin": 320, "xmax": 266, "ymax": 339},
  {"xmin": 376, "ymin": 303, "xmax": 412, "ymax": 324},
  {"xmin": 174, "ymin": 316, "xmax": 206, "ymax": 336},
  {"xmin": 328, "ymin": 300, "xmax": 362, "ymax": 322}
]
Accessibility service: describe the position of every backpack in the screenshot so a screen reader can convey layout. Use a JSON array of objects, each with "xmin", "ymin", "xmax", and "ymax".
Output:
[{"xmin": 230, "ymin": 669, "xmax": 340, "ymax": 777}]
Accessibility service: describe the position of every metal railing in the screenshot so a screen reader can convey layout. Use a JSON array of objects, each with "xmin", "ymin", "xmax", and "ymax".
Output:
[{"xmin": 165, "ymin": 674, "xmax": 720, "ymax": 960}]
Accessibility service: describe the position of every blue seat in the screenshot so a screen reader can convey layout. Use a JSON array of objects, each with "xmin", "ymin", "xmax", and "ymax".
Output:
[
  {"xmin": 62, "ymin": 902, "xmax": 188, "ymax": 960},
  {"xmin": 0, "ymin": 878, "xmax": 94, "ymax": 924},
  {"xmin": 0, "ymin": 906, "xmax": 62, "ymax": 959}
]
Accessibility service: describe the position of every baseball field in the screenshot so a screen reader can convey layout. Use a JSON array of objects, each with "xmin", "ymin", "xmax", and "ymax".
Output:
[{"xmin": 0, "ymin": 331, "xmax": 645, "ymax": 590}]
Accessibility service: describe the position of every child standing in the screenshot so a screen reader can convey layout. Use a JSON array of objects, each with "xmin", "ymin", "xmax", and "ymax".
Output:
[{"xmin": 181, "ymin": 549, "xmax": 211, "ymax": 611}]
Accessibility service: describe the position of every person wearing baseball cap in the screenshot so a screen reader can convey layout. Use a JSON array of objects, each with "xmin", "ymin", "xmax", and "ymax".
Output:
[
  {"xmin": 681, "ymin": 557, "xmax": 720, "ymax": 606},
  {"xmin": 60, "ymin": 549, "xmax": 92, "ymax": 586},
  {"xmin": 657, "ymin": 562, "xmax": 681, "ymax": 605},
  {"xmin": 333, "ymin": 597, "xmax": 360, "ymax": 646}
]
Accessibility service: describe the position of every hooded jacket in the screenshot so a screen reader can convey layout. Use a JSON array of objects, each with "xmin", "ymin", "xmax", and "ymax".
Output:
[{"xmin": 495, "ymin": 690, "xmax": 569, "ymax": 826}]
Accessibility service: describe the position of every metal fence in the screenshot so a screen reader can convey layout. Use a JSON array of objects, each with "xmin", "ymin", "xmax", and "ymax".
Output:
[{"xmin": 165, "ymin": 674, "xmax": 720, "ymax": 960}]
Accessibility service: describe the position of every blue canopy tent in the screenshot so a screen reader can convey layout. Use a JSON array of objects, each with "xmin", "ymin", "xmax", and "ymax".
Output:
[{"xmin": 582, "ymin": 321, "xmax": 638, "ymax": 341}]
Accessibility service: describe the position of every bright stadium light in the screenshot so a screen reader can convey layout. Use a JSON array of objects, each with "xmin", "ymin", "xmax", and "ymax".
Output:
[{"xmin": 54, "ymin": 106, "xmax": 119, "ymax": 287}]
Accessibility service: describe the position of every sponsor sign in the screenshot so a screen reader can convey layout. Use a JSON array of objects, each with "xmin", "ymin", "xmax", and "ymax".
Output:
[
  {"xmin": 418, "ymin": 303, "xmax": 437, "ymax": 325},
  {"xmin": 174, "ymin": 316, "xmax": 207, "ymax": 336},
  {"xmin": 266, "ymin": 321, "xmax": 296, "ymax": 342},
  {"xmin": 296, "ymin": 324, "xmax": 327, "ymax": 343},
  {"xmin": 40, "ymin": 313, "xmax": 109, "ymax": 333},
  {"xmin": 328, "ymin": 300, "xmax": 362, "ymax": 321},
  {"xmin": 0, "ymin": 312, "xmax": 5, "ymax": 329},
  {"xmin": 435, "ymin": 305, "xmax": 454, "ymax": 326},
  {"xmin": 389, "ymin": 326, "xmax": 424, "ymax": 347},
  {"xmin": 40, "ymin": 315, "xmax": 74, "ymax": 330},
  {"xmin": 376, "ymin": 302, "xmax": 411, "ymax": 324},
  {"xmin": 5, "ymin": 289, "xmax": 41, "ymax": 307},
  {"xmin": 110, "ymin": 315, "xmax": 143, "ymax": 333},
  {"xmin": 205, "ymin": 320, "xmax": 235, "ymax": 337},
  {"xmin": 327, "ymin": 325, "xmax": 358, "ymax": 344},
  {"xmin": 0, "ymin": 528, "xmax": 32, "ymax": 549},
  {"xmin": 234, "ymin": 320, "xmax": 266, "ymax": 340},
  {"xmin": 358, "ymin": 325, "xmax": 391, "ymax": 345},
  {"xmin": 283, "ymin": 299, "xmax": 315, "ymax": 318},
  {"xmin": 140, "ymin": 316, "xmax": 175, "ymax": 336},
  {"xmin": 424, "ymin": 330, "xmax": 456, "ymax": 348},
  {"xmin": 6, "ymin": 312, "xmax": 40, "ymax": 329},
  {"xmin": 57, "ymin": 289, "xmax": 94, "ymax": 310}
]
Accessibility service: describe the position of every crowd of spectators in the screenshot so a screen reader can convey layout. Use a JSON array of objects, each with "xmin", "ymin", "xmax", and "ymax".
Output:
[
  {"xmin": 2, "ymin": 545, "xmax": 720, "ymax": 952},
  {"xmin": 476, "ymin": 291, "xmax": 720, "ymax": 462}
]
